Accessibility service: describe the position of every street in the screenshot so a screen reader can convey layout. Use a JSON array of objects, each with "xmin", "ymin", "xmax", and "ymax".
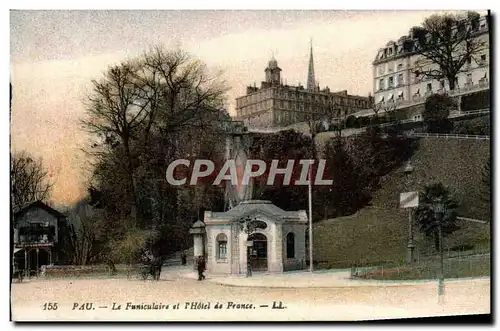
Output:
[{"xmin": 11, "ymin": 268, "xmax": 490, "ymax": 321}]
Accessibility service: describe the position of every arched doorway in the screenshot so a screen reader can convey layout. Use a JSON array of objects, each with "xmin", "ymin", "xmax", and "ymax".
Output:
[{"xmin": 248, "ymin": 233, "xmax": 267, "ymax": 272}]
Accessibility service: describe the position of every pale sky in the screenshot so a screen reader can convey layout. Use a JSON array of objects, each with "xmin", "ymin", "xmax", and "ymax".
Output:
[{"xmin": 10, "ymin": 10, "xmax": 465, "ymax": 206}]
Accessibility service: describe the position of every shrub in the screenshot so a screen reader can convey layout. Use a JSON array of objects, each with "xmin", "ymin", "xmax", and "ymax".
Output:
[
  {"xmin": 461, "ymin": 90, "xmax": 490, "ymax": 111},
  {"xmin": 424, "ymin": 94, "xmax": 456, "ymax": 133},
  {"xmin": 453, "ymin": 116, "xmax": 490, "ymax": 135},
  {"xmin": 345, "ymin": 115, "xmax": 358, "ymax": 128}
]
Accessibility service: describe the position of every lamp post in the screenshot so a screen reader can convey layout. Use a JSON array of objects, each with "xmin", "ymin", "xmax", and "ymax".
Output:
[
  {"xmin": 238, "ymin": 216, "xmax": 258, "ymax": 277},
  {"xmin": 403, "ymin": 160, "xmax": 415, "ymax": 264},
  {"xmin": 433, "ymin": 197, "xmax": 446, "ymax": 303}
]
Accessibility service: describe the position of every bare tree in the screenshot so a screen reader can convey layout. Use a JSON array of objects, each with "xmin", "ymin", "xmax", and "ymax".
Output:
[
  {"xmin": 381, "ymin": 100, "xmax": 399, "ymax": 122},
  {"xmin": 82, "ymin": 46, "xmax": 229, "ymax": 220},
  {"xmin": 11, "ymin": 151, "xmax": 53, "ymax": 207},
  {"xmin": 410, "ymin": 11, "xmax": 488, "ymax": 91}
]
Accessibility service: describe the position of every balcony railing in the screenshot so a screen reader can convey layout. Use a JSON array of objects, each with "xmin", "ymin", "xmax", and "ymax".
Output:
[
  {"xmin": 375, "ymin": 80, "xmax": 489, "ymax": 112},
  {"xmin": 16, "ymin": 234, "xmax": 54, "ymax": 246}
]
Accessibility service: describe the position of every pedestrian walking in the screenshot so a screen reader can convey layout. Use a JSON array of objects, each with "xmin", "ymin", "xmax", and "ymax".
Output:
[
  {"xmin": 181, "ymin": 251, "xmax": 187, "ymax": 265},
  {"xmin": 197, "ymin": 255, "xmax": 206, "ymax": 281}
]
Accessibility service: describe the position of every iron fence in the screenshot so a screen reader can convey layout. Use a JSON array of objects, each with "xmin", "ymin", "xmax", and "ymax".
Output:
[
  {"xmin": 407, "ymin": 132, "xmax": 490, "ymax": 140},
  {"xmin": 352, "ymin": 253, "xmax": 490, "ymax": 280}
]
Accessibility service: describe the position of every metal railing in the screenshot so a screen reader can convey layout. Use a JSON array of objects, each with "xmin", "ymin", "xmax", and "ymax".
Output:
[
  {"xmin": 407, "ymin": 132, "xmax": 490, "ymax": 140},
  {"xmin": 457, "ymin": 216, "xmax": 489, "ymax": 224},
  {"xmin": 352, "ymin": 253, "xmax": 490, "ymax": 280},
  {"xmin": 245, "ymin": 108, "xmax": 490, "ymax": 136},
  {"xmin": 450, "ymin": 108, "xmax": 491, "ymax": 118}
]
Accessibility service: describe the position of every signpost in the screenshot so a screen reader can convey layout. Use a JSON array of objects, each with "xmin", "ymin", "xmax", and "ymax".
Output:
[
  {"xmin": 400, "ymin": 191, "xmax": 419, "ymax": 209},
  {"xmin": 400, "ymin": 191, "xmax": 419, "ymax": 264}
]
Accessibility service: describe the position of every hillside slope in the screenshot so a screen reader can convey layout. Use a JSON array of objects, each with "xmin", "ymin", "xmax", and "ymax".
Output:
[
  {"xmin": 313, "ymin": 137, "xmax": 491, "ymax": 267},
  {"xmin": 372, "ymin": 137, "xmax": 490, "ymax": 220}
]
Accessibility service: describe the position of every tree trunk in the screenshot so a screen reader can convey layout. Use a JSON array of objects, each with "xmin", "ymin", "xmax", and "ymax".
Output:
[
  {"xmin": 123, "ymin": 135, "xmax": 138, "ymax": 220},
  {"xmin": 448, "ymin": 75, "xmax": 456, "ymax": 91}
]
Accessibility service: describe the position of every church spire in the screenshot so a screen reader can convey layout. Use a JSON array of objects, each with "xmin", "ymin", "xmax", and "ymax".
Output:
[{"xmin": 307, "ymin": 38, "xmax": 316, "ymax": 92}]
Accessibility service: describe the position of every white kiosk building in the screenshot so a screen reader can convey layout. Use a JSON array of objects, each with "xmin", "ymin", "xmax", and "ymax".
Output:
[{"xmin": 203, "ymin": 200, "xmax": 308, "ymax": 275}]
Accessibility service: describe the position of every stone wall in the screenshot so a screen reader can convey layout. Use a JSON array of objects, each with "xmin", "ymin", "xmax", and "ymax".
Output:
[{"xmin": 41, "ymin": 264, "xmax": 133, "ymax": 278}]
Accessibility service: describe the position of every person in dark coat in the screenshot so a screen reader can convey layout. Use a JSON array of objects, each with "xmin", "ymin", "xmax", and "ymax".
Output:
[
  {"xmin": 197, "ymin": 255, "xmax": 206, "ymax": 281},
  {"xmin": 151, "ymin": 255, "xmax": 163, "ymax": 280},
  {"xmin": 181, "ymin": 252, "xmax": 187, "ymax": 265}
]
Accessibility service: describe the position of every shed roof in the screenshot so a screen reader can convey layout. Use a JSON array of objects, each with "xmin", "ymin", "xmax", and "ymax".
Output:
[{"xmin": 13, "ymin": 200, "xmax": 67, "ymax": 219}]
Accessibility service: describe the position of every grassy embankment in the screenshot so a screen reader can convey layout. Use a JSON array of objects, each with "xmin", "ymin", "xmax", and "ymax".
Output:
[{"xmin": 312, "ymin": 137, "xmax": 491, "ymax": 271}]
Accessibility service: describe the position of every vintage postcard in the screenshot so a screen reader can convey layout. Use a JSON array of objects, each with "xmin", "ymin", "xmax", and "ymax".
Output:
[{"xmin": 9, "ymin": 8, "xmax": 491, "ymax": 322}]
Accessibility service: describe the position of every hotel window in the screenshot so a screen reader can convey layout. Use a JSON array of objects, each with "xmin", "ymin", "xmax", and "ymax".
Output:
[
  {"xmin": 397, "ymin": 63, "xmax": 403, "ymax": 71},
  {"xmin": 426, "ymin": 83, "xmax": 432, "ymax": 92},
  {"xmin": 379, "ymin": 79, "xmax": 385, "ymax": 90},
  {"xmin": 378, "ymin": 65, "xmax": 385, "ymax": 75},
  {"xmin": 397, "ymin": 74, "xmax": 404, "ymax": 86},
  {"xmin": 216, "ymin": 233, "xmax": 228, "ymax": 259},
  {"xmin": 388, "ymin": 76, "xmax": 394, "ymax": 88}
]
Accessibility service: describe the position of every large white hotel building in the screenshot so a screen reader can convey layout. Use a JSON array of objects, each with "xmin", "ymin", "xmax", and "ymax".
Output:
[{"xmin": 371, "ymin": 14, "xmax": 490, "ymax": 120}]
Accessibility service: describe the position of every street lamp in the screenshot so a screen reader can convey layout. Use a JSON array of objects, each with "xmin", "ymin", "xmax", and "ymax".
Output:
[
  {"xmin": 403, "ymin": 160, "xmax": 415, "ymax": 264},
  {"xmin": 433, "ymin": 197, "xmax": 446, "ymax": 303},
  {"xmin": 238, "ymin": 216, "xmax": 258, "ymax": 277}
]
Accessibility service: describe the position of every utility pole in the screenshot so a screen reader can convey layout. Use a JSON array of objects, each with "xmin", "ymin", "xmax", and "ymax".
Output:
[
  {"xmin": 403, "ymin": 161, "xmax": 415, "ymax": 264},
  {"xmin": 308, "ymin": 164, "xmax": 313, "ymax": 272},
  {"xmin": 434, "ymin": 197, "xmax": 445, "ymax": 304},
  {"xmin": 306, "ymin": 106, "xmax": 316, "ymax": 273}
]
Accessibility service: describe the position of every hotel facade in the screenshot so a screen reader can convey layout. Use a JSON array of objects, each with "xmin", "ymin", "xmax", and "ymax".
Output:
[
  {"xmin": 372, "ymin": 14, "xmax": 490, "ymax": 120},
  {"xmin": 235, "ymin": 45, "xmax": 372, "ymax": 129}
]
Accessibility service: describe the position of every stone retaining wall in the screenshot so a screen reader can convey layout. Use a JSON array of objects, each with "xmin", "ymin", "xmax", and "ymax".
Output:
[{"xmin": 41, "ymin": 264, "xmax": 139, "ymax": 278}]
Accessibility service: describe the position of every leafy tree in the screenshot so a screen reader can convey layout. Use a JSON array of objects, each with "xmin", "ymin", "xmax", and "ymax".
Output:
[
  {"xmin": 423, "ymin": 94, "xmax": 456, "ymax": 133},
  {"xmin": 251, "ymin": 130, "xmax": 312, "ymax": 212},
  {"xmin": 410, "ymin": 11, "xmax": 488, "ymax": 91},
  {"xmin": 348, "ymin": 126, "xmax": 419, "ymax": 203},
  {"xmin": 318, "ymin": 137, "xmax": 368, "ymax": 218},
  {"xmin": 345, "ymin": 115, "xmax": 358, "ymax": 128},
  {"xmin": 414, "ymin": 183, "xmax": 460, "ymax": 252},
  {"xmin": 11, "ymin": 151, "xmax": 53, "ymax": 207}
]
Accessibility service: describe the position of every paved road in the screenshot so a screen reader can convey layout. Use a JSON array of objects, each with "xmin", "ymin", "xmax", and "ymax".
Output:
[{"xmin": 11, "ymin": 267, "xmax": 490, "ymax": 321}]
